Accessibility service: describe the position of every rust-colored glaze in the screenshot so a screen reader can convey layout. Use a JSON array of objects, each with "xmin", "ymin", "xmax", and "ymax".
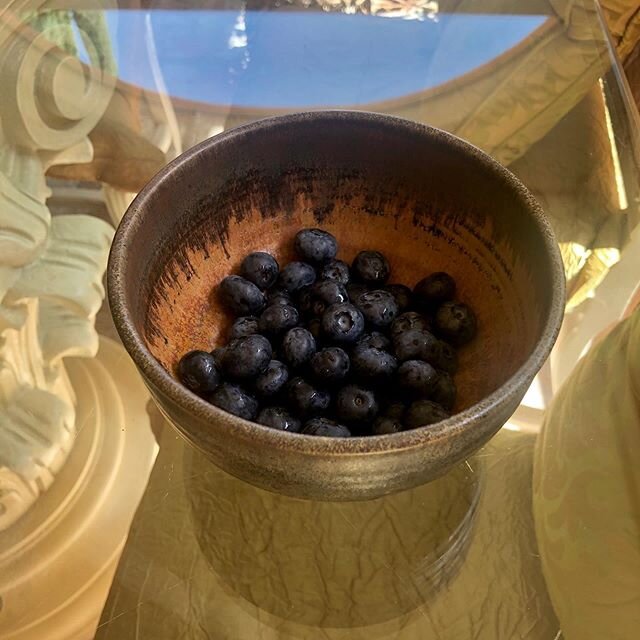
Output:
[{"xmin": 108, "ymin": 111, "xmax": 564, "ymax": 501}]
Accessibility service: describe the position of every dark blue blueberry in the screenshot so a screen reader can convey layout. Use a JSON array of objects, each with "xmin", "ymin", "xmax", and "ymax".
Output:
[
  {"xmin": 383, "ymin": 401, "xmax": 406, "ymax": 420},
  {"xmin": 294, "ymin": 228, "xmax": 338, "ymax": 264},
  {"xmin": 397, "ymin": 360, "xmax": 438, "ymax": 398},
  {"xmin": 286, "ymin": 377, "xmax": 331, "ymax": 416},
  {"xmin": 257, "ymin": 406, "xmax": 301, "ymax": 432},
  {"xmin": 434, "ymin": 302, "xmax": 477, "ymax": 346},
  {"xmin": 177, "ymin": 350, "xmax": 221, "ymax": 396},
  {"xmin": 335, "ymin": 385, "xmax": 379, "ymax": 425},
  {"xmin": 351, "ymin": 345, "xmax": 397, "ymax": 385},
  {"xmin": 303, "ymin": 418, "xmax": 351, "ymax": 437},
  {"xmin": 354, "ymin": 289, "xmax": 398, "ymax": 329},
  {"xmin": 431, "ymin": 371, "xmax": 456, "ymax": 411},
  {"xmin": 240, "ymin": 252, "xmax": 279, "ymax": 290},
  {"xmin": 310, "ymin": 347, "xmax": 350, "ymax": 385},
  {"xmin": 219, "ymin": 275, "xmax": 266, "ymax": 316},
  {"xmin": 297, "ymin": 286, "xmax": 313, "ymax": 317},
  {"xmin": 266, "ymin": 289, "xmax": 292, "ymax": 307},
  {"xmin": 405, "ymin": 400, "xmax": 450, "ymax": 428},
  {"xmin": 254, "ymin": 359, "xmax": 289, "ymax": 398},
  {"xmin": 222, "ymin": 334, "xmax": 272, "ymax": 379},
  {"xmin": 210, "ymin": 346, "xmax": 226, "ymax": 370},
  {"xmin": 346, "ymin": 282, "xmax": 369, "ymax": 302},
  {"xmin": 307, "ymin": 318, "xmax": 323, "ymax": 342},
  {"xmin": 210, "ymin": 383, "xmax": 258, "ymax": 420},
  {"xmin": 320, "ymin": 259, "xmax": 350, "ymax": 285},
  {"xmin": 282, "ymin": 327, "xmax": 316, "ymax": 369},
  {"xmin": 393, "ymin": 329, "xmax": 440, "ymax": 363},
  {"xmin": 357, "ymin": 331, "xmax": 392, "ymax": 352},
  {"xmin": 321, "ymin": 303, "xmax": 365, "ymax": 344},
  {"xmin": 228, "ymin": 316, "xmax": 259, "ymax": 340},
  {"xmin": 434, "ymin": 340, "xmax": 459, "ymax": 374},
  {"xmin": 372, "ymin": 416, "xmax": 404, "ymax": 435},
  {"xmin": 258, "ymin": 304, "xmax": 299, "ymax": 338},
  {"xmin": 390, "ymin": 312, "xmax": 431, "ymax": 339},
  {"xmin": 413, "ymin": 272, "xmax": 456, "ymax": 310},
  {"xmin": 277, "ymin": 261, "xmax": 316, "ymax": 293},
  {"xmin": 309, "ymin": 279, "xmax": 349, "ymax": 317},
  {"xmin": 384, "ymin": 284, "xmax": 413, "ymax": 313},
  {"xmin": 352, "ymin": 251, "xmax": 390, "ymax": 285}
]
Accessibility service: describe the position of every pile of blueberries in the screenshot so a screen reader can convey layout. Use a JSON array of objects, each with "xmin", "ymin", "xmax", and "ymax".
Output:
[{"xmin": 177, "ymin": 228, "xmax": 477, "ymax": 437}]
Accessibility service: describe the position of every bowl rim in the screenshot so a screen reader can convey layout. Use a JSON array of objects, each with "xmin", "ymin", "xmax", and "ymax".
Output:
[{"xmin": 108, "ymin": 110, "xmax": 565, "ymax": 456}]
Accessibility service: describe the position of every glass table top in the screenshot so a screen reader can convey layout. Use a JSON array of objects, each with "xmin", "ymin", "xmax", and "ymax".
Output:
[{"xmin": 0, "ymin": 1, "xmax": 639, "ymax": 639}]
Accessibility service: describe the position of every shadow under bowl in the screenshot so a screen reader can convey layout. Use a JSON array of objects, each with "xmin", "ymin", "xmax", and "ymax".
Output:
[{"xmin": 108, "ymin": 111, "xmax": 564, "ymax": 501}]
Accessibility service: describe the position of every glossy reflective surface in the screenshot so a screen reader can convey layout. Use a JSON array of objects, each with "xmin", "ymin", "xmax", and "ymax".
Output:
[{"xmin": 1, "ymin": 1, "xmax": 639, "ymax": 639}]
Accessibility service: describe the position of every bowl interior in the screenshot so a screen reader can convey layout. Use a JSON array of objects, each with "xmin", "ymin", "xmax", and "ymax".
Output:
[{"xmin": 122, "ymin": 113, "xmax": 556, "ymax": 415}]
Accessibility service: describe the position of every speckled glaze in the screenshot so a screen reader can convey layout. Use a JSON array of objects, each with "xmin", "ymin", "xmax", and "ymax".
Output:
[{"xmin": 108, "ymin": 111, "xmax": 564, "ymax": 501}]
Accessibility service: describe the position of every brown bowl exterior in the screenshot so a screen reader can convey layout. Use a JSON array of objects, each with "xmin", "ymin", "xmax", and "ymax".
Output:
[{"xmin": 108, "ymin": 111, "xmax": 564, "ymax": 501}]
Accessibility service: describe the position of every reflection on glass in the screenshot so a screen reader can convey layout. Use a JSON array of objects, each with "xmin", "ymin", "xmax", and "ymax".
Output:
[
  {"xmin": 102, "ymin": 10, "xmax": 546, "ymax": 108},
  {"xmin": 186, "ymin": 450, "xmax": 482, "ymax": 627}
]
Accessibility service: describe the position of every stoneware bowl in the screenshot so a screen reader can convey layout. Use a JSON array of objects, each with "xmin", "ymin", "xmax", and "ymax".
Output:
[{"xmin": 108, "ymin": 111, "xmax": 564, "ymax": 501}]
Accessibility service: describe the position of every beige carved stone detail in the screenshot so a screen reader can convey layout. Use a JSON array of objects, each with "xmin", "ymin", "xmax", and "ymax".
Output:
[
  {"xmin": 0, "ymin": 337, "xmax": 158, "ymax": 640},
  {"xmin": 0, "ymin": 3, "xmax": 116, "ymax": 530}
]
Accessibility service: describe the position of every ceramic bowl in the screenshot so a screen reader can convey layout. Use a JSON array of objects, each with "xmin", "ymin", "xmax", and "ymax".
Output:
[{"xmin": 108, "ymin": 111, "xmax": 564, "ymax": 501}]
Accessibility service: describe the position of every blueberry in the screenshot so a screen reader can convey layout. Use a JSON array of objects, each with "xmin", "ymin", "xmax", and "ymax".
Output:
[
  {"xmin": 383, "ymin": 401, "xmax": 406, "ymax": 420},
  {"xmin": 258, "ymin": 304, "xmax": 300, "ymax": 337},
  {"xmin": 335, "ymin": 385, "xmax": 379, "ymax": 425},
  {"xmin": 222, "ymin": 334, "xmax": 272, "ymax": 379},
  {"xmin": 320, "ymin": 259, "xmax": 350, "ymax": 285},
  {"xmin": 321, "ymin": 303, "xmax": 365, "ymax": 344},
  {"xmin": 295, "ymin": 228, "xmax": 338, "ymax": 265},
  {"xmin": 352, "ymin": 251, "xmax": 390, "ymax": 285},
  {"xmin": 310, "ymin": 347, "xmax": 350, "ymax": 385},
  {"xmin": 219, "ymin": 275, "xmax": 266, "ymax": 316},
  {"xmin": 297, "ymin": 286, "xmax": 313, "ymax": 317},
  {"xmin": 177, "ymin": 350, "xmax": 221, "ymax": 396},
  {"xmin": 228, "ymin": 316, "xmax": 259, "ymax": 340},
  {"xmin": 357, "ymin": 331, "xmax": 391, "ymax": 352},
  {"xmin": 240, "ymin": 252, "xmax": 279, "ymax": 290},
  {"xmin": 431, "ymin": 371, "xmax": 456, "ymax": 411},
  {"xmin": 351, "ymin": 345, "xmax": 397, "ymax": 385},
  {"xmin": 372, "ymin": 416, "xmax": 404, "ymax": 435},
  {"xmin": 302, "ymin": 417, "xmax": 351, "ymax": 437},
  {"xmin": 354, "ymin": 289, "xmax": 398, "ymax": 329},
  {"xmin": 254, "ymin": 359, "xmax": 289, "ymax": 398},
  {"xmin": 413, "ymin": 272, "xmax": 456, "ymax": 310},
  {"xmin": 390, "ymin": 312, "xmax": 431, "ymax": 339},
  {"xmin": 384, "ymin": 284, "xmax": 413, "ymax": 313},
  {"xmin": 393, "ymin": 329, "xmax": 440, "ymax": 363},
  {"xmin": 405, "ymin": 400, "xmax": 450, "ymax": 428},
  {"xmin": 309, "ymin": 280, "xmax": 349, "ymax": 317},
  {"xmin": 257, "ymin": 406, "xmax": 301, "ymax": 432},
  {"xmin": 434, "ymin": 302, "xmax": 477, "ymax": 346},
  {"xmin": 282, "ymin": 327, "xmax": 316, "ymax": 369},
  {"xmin": 307, "ymin": 318, "xmax": 323, "ymax": 342},
  {"xmin": 266, "ymin": 289, "xmax": 292, "ymax": 307},
  {"xmin": 286, "ymin": 377, "xmax": 331, "ymax": 416},
  {"xmin": 210, "ymin": 383, "xmax": 258, "ymax": 420},
  {"xmin": 397, "ymin": 360, "xmax": 438, "ymax": 398},
  {"xmin": 346, "ymin": 282, "xmax": 369, "ymax": 302},
  {"xmin": 434, "ymin": 340, "xmax": 459, "ymax": 374},
  {"xmin": 420, "ymin": 337, "xmax": 444, "ymax": 367},
  {"xmin": 210, "ymin": 346, "xmax": 226, "ymax": 370},
  {"xmin": 277, "ymin": 261, "xmax": 316, "ymax": 293}
]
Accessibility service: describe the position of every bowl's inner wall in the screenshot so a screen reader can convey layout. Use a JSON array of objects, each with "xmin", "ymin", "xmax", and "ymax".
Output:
[{"xmin": 127, "ymin": 116, "xmax": 553, "ymax": 412}]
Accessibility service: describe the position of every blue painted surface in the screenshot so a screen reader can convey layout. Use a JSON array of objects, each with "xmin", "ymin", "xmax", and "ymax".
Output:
[{"xmin": 99, "ymin": 10, "xmax": 545, "ymax": 107}]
